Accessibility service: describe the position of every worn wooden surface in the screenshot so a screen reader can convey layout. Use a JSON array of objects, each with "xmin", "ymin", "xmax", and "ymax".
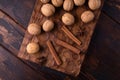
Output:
[
  {"xmin": 18, "ymin": 0, "xmax": 103, "ymax": 76},
  {"xmin": 0, "ymin": 0, "xmax": 120, "ymax": 80}
]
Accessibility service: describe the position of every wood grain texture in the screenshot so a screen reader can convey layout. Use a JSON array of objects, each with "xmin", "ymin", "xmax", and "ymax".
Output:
[
  {"xmin": 80, "ymin": 0, "xmax": 120, "ymax": 79},
  {"xmin": 0, "ymin": 11, "xmax": 23, "ymax": 55},
  {"xmin": 103, "ymin": 0, "xmax": 120, "ymax": 23},
  {"xmin": 0, "ymin": 0, "xmax": 90, "ymax": 79},
  {"xmin": 0, "ymin": 0, "xmax": 35, "ymax": 27},
  {"xmin": 0, "ymin": 1, "xmax": 79, "ymax": 80},
  {"xmin": 0, "ymin": 0, "xmax": 120, "ymax": 80},
  {"xmin": 0, "ymin": 13, "xmax": 72, "ymax": 79},
  {"xmin": 18, "ymin": 0, "xmax": 104, "ymax": 76},
  {"xmin": 81, "ymin": 13, "xmax": 120, "ymax": 80},
  {"xmin": 0, "ymin": 46, "xmax": 44, "ymax": 80}
]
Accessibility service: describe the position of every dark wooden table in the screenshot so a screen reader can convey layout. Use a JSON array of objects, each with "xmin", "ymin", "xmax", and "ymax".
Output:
[{"xmin": 0, "ymin": 0, "xmax": 120, "ymax": 80}]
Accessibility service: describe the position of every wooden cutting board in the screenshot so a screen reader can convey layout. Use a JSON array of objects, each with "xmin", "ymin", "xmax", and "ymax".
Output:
[{"xmin": 18, "ymin": 0, "xmax": 104, "ymax": 76}]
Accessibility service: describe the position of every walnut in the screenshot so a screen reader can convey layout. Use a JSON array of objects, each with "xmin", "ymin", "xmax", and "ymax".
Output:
[
  {"xmin": 51, "ymin": 0, "xmax": 63, "ymax": 7},
  {"xmin": 62, "ymin": 13, "xmax": 75, "ymax": 25},
  {"xmin": 26, "ymin": 42, "xmax": 40, "ymax": 54},
  {"xmin": 42, "ymin": 20, "xmax": 54, "ymax": 32},
  {"xmin": 74, "ymin": 0, "xmax": 85, "ymax": 6},
  {"xmin": 88, "ymin": 0, "xmax": 101, "ymax": 10},
  {"xmin": 41, "ymin": 4, "xmax": 55, "ymax": 17},
  {"xmin": 63, "ymin": 0, "xmax": 74, "ymax": 11},
  {"xmin": 81, "ymin": 10, "xmax": 95, "ymax": 23},
  {"xmin": 40, "ymin": 0, "xmax": 50, "ymax": 3},
  {"xmin": 27, "ymin": 23, "xmax": 41, "ymax": 35}
]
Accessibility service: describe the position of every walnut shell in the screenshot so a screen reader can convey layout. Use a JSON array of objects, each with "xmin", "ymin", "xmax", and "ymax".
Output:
[
  {"xmin": 88, "ymin": 0, "xmax": 101, "ymax": 10},
  {"xmin": 52, "ymin": 0, "xmax": 63, "ymax": 7},
  {"xmin": 27, "ymin": 23, "xmax": 41, "ymax": 35},
  {"xmin": 41, "ymin": 4, "xmax": 55, "ymax": 17},
  {"xmin": 42, "ymin": 20, "xmax": 54, "ymax": 32},
  {"xmin": 62, "ymin": 13, "xmax": 75, "ymax": 25},
  {"xmin": 63, "ymin": 0, "xmax": 74, "ymax": 11},
  {"xmin": 81, "ymin": 10, "xmax": 95, "ymax": 23},
  {"xmin": 74, "ymin": 0, "xmax": 85, "ymax": 6},
  {"xmin": 26, "ymin": 42, "xmax": 40, "ymax": 54},
  {"xmin": 40, "ymin": 0, "xmax": 50, "ymax": 3}
]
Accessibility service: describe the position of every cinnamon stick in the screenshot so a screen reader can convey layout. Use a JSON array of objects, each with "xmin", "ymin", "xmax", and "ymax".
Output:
[
  {"xmin": 46, "ymin": 40, "xmax": 62, "ymax": 65},
  {"xmin": 61, "ymin": 26, "xmax": 81, "ymax": 45},
  {"xmin": 55, "ymin": 39, "xmax": 80, "ymax": 54}
]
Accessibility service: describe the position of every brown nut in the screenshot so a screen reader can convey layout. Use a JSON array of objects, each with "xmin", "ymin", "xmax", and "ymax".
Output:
[
  {"xmin": 26, "ymin": 42, "xmax": 40, "ymax": 54},
  {"xmin": 52, "ymin": 0, "xmax": 63, "ymax": 7},
  {"xmin": 27, "ymin": 23, "xmax": 41, "ymax": 35},
  {"xmin": 88, "ymin": 0, "xmax": 101, "ymax": 10},
  {"xmin": 42, "ymin": 20, "xmax": 54, "ymax": 32},
  {"xmin": 81, "ymin": 10, "xmax": 95, "ymax": 23},
  {"xmin": 63, "ymin": 0, "xmax": 74, "ymax": 11},
  {"xmin": 74, "ymin": 0, "xmax": 85, "ymax": 6},
  {"xmin": 40, "ymin": 0, "xmax": 50, "ymax": 3},
  {"xmin": 41, "ymin": 4, "xmax": 55, "ymax": 17},
  {"xmin": 62, "ymin": 13, "xmax": 75, "ymax": 25}
]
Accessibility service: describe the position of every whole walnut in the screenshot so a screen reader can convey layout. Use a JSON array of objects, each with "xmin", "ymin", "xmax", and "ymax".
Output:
[
  {"xmin": 52, "ymin": 0, "xmax": 63, "ymax": 7},
  {"xmin": 41, "ymin": 4, "xmax": 55, "ymax": 17},
  {"xmin": 81, "ymin": 10, "xmax": 95, "ymax": 23},
  {"xmin": 42, "ymin": 20, "xmax": 54, "ymax": 32},
  {"xmin": 62, "ymin": 13, "xmax": 75, "ymax": 25},
  {"xmin": 40, "ymin": 0, "xmax": 50, "ymax": 3},
  {"xmin": 74, "ymin": 0, "xmax": 85, "ymax": 6},
  {"xmin": 63, "ymin": 0, "xmax": 74, "ymax": 11},
  {"xmin": 88, "ymin": 0, "xmax": 101, "ymax": 10},
  {"xmin": 26, "ymin": 42, "xmax": 40, "ymax": 54},
  {"xmin": 27, "ymin": 23, "xmax": 41, "ymax": 35}
]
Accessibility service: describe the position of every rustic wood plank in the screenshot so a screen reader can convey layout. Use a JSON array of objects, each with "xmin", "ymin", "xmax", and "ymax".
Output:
[
  {"xmin": 0, "ymin": 0, "xmax": 36, "ymax": 27},
  {"xmin": 0, "ymin": 48, "xmax": 76, "ymax": 79},
  {"xmin": 0, "ymin": 4, "xmax": 78, "ymax": 80},
  {"xmin": 0, "ymin": 0, "xmax": 119, "ymax": 79},
  {"xmin": 103, "ymin": 0, "xmax": 120, "ymax": 23},
  {"xmin": 0, "ymin": 46, "xmax": 46, "ymax": 80},
  {"xmin": 0, "ymin": 11, "xmax": 24, "ymax": 55},
  {"xmin": 18, "ymin": 0, "xmax": 104, "ymax": 76},
  {"xmin": 21, "ymin": 60, "xmax": 93, "ymax": 80},
  {"xmin": 81, "ymin": 13, "xmax": 120, "ymax": 80}
]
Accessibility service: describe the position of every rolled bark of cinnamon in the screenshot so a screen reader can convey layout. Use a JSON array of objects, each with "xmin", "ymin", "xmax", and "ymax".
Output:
[{"xmin": 47, "ymin": 40, "xmax": 62, "ymax": 65}]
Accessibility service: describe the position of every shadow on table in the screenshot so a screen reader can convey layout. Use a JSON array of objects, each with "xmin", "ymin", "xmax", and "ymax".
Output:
[{"xmin": 23, "ymin": 60, "xmax": 90, "ymax": 80}]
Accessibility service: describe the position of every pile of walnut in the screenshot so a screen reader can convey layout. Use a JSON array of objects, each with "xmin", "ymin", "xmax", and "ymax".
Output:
[{"xmin": 26, "ymin": 0, "xmax": 101, "ymax": 62}]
